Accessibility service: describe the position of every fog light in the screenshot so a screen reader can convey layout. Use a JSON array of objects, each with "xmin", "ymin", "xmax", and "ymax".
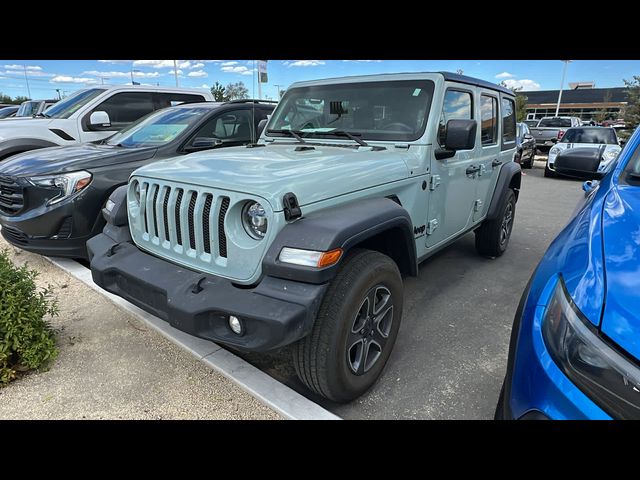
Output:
[{"xmin": 229, "ymin": 315, "xmax": 243, "ymax": 335}]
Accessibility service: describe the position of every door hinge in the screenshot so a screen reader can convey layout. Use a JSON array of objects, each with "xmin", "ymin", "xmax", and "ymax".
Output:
[
  {"xmin": 429, "ymin": 175, "xmax": 441, "ymax": 191},
  {"xmin": 426, "ymin": 218, "xmax": 439, "ymax": 235},
  {"xmin": 474, "ymin": 199, "xmax": 483, "ymax": 212}
]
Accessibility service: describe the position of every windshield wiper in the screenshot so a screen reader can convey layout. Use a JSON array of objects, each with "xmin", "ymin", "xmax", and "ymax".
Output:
[
  {"xmin": 326, "ymin": 130, "xmax": 368, "ymax": 147},
  {"xmin": 267, "ymin": 128, "xmax": 307, "ymax": 144}
]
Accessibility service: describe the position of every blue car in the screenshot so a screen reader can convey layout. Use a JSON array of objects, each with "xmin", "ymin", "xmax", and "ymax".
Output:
[{"xmin": 496, "ymin": 127, "xmax": 640, "ymax": 420}]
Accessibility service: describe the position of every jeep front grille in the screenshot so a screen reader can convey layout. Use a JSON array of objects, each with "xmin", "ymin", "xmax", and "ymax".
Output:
[
  {"xmin": 0, "ymin": 176, "xmax": 24, "ymax": 215},
  {"xmin": 136, "ymin": 181, "xmax": 231, "ymax": 260}
]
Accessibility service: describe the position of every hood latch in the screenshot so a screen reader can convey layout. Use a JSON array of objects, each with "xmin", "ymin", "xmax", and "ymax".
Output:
[{"xmin": 283, "ymin": 192, "xmax": 302, "ymax": 221}]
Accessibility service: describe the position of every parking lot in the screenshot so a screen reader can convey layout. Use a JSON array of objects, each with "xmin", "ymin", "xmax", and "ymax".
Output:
[{"xmin": 237, "ymin": 158, "xmax": 585, "ymax": 419}]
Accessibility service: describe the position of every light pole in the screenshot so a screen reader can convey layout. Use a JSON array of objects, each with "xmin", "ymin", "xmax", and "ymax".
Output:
[
  {"xmin": 274, "ymin": 84, "xmax": 284, "ymax": 98},
  {"xmin": 555, "ymin": 60, "xmax": 572, "ymax": 117},
  {"xmin": 130, "ymin": 68, "xmax": 141, "ymax": 85},
  {"xmin": 173, "ymin": 60, "xmax": 179, "ymax": 87},
  {"xmin": 23, "ymin": 64, "xmax": 31, "ymax": 99},
  {"xmin": 55, "ymin": 89, "xmax": 61, "ymax": 100}
]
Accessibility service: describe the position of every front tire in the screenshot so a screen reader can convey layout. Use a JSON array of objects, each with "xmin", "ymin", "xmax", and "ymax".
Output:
[
  {"xmin": 544, "ymin": 164, "xmax": 556, "ymax": 177},
  {"xmin": 475, "ymin": 189, "xmax": 516, "ymax": 258},
  {"xmin": 293, "ymin": 249, "xmax": 403, "ymax": 403}
]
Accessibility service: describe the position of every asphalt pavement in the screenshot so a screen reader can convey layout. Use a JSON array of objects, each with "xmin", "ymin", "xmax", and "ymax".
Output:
[{"xmin": 238, "ymin": 159, "xmax": 586, "ymax": 419}]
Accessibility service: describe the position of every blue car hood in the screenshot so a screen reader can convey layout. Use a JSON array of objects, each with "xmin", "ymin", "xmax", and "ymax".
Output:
[{"xmin": 599, "ymin": 185, "xmax": 640, "ymax": 360}]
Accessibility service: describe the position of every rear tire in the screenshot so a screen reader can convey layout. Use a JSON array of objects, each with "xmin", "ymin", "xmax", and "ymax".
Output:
[
  {"xmin": 292, "ymin": 249, "xmax": 403, "ymax": 403},
  {"xmin": 475, "ymin": 189, "xmax": 516, "ymax": 258},
  {"xmin": 523, "ymin": 149, "xmax": 535, "ymax": 169}
]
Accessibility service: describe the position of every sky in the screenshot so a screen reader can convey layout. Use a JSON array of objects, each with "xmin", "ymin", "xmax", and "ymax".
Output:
[{"xmin": 1, "ymin": 59, "xmax": 638, "ymax": 101}]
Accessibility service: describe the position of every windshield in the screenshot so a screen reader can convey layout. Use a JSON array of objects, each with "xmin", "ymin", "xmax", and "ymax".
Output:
[
  {"xmin": 106, "ymin": 106, "xmax": 211, "ymax": 147},
  {"xmin": 538, "ymin": 117, "xmax": 573, "ymax": 128},
  {"xmin": 267, "ymin": 80, "xmax": 435, "ymax": 142},
  {"xmin": 43, "ymin": 88, "xmax": 106, "ymax": 119},
  {"xmin": 561, "ymin": 128, "xmax": 617, "ymax": 144},
  {"xmin": 0, "ymin": 106, "xmax": 17, "ymax": 119},
  {"xmin": 16, "ymin": 101, "xmax": 41, "ymax": 117}
]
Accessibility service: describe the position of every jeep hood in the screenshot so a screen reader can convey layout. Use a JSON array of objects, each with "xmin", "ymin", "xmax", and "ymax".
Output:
[
  {"xmin": 133, "ymin": 143, "xmax": 412, "ymax": 210},
  {"xmin": 0, "ymin": 143, "xmax": 157, "ymax": 176},
  {"xmin": 598, "ymin": 185, "xmax": 640, "ymax": 361}
]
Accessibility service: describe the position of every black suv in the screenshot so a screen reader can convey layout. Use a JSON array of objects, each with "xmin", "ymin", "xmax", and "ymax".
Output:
[{"xmin": 0, "ymin": 100, "xmax": 276, "ymax": 259}]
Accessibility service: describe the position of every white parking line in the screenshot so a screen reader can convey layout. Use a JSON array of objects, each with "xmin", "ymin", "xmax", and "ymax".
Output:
[{"xmin": 42, "ymin": 255, "xmax": 340, "ymax": 420}]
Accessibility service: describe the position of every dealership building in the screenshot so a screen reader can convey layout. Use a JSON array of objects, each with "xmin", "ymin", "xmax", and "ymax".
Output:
[{"xmin": 523, "ymin": 82, "xmax": 628, "ymax": 122}]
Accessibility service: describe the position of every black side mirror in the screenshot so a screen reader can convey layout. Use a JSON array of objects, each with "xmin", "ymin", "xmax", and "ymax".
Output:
[
  {"xmin": 256, "ymin": 118, "xmax": 268, "ymax": 138},
  {"xmin": 436, "ymin": 119, "xmax": 477, "ymax": 160},
  {"xmin": 184, "ymin": 137, "xmax": 222, "ymax": 152},
  {"xmin": 554, "ymin": 147, "xmax": 604, "ymax": 180}
]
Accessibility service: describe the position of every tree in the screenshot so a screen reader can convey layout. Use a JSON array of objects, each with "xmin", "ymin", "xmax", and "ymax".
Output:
[
  {"xmin": 595, "ymin": 90, "xmax": 613, "ymax": 124},
  {"xmin": 0, "ymin": 93, "xmax": 12, "ymax": 104},
  {"xmin": 499, "ymin": 82, "xmax": 528, "ymax": 122},
  {"xmin": 210, "ymin": 82, "xmax": 226, "ymax": 102},
  {"xmin": 12, "ymin": 96, "xmax": 29, "ymax": 105},
  {"xmin": 225, "ymin": 81, "xmax": 249, "ymax": 100},
  {"xmin": 623, "ymin": 76, "xmax": 640, "ymax": 128}
]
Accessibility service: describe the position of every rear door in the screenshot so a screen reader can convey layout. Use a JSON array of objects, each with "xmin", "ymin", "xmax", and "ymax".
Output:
[{"xmin": 426, "ymin": 85, "xmax": 479, "ymax": 248}]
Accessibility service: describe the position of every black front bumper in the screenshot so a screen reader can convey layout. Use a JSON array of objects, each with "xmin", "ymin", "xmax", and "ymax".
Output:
[{"xmin": 88, "ymin": 232, "xmax": 328, "ymax": 352}]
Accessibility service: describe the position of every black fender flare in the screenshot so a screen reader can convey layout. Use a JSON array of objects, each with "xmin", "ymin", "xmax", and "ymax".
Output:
[
  {"xmin": 262, "ymin": 196, "xmax": 417, "ymax": 284},
  {"xmin": 486, "ymin": 161, "xmax": 522, "ymax": 221},
  {"xmin": 0, "ymin": 138, "xmax": 60, "ymax": 160}
]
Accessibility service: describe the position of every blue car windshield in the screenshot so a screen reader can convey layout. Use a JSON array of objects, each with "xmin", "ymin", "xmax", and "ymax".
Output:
[{"xmin": 106, "ymin": 107, "xmax": 210, "ymax": 148}]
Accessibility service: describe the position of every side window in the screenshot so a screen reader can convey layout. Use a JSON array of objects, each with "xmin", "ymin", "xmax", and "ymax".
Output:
[
  {"xmin": 480, "ymin": 95, "xmax": 498, "ymax": 146},
  {"xmin": 501, "ymin": 98, "xmax": 516, "ymax": 145},
  {"xmin": 94, "ymin": 92, "xmax": 154, "ymax": 128},
  {"xmin": 189, "ymin": 109, "xmax": 253, "ymax": 145},
  {"xmin": 438, "ymin": 89, "xmax": 473, "ymax": 147},
  {"xmin": 154, "ymin": 93, "xmax": 206, "ymax": 110}
]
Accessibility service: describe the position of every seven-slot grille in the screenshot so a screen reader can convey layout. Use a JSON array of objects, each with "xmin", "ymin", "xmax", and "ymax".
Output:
[
  {"xmin": 0, "ymin": 176, "xmax": 24, "ymax": 215},
  {"xmin": 138, "ymin": 181, "xmax": 229, "ymax": 259}
]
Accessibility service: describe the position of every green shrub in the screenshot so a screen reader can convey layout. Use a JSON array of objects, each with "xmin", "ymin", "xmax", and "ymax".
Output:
[{"xmin": 0, "ymin": 249, "xmax": 59, "ymax": 385}]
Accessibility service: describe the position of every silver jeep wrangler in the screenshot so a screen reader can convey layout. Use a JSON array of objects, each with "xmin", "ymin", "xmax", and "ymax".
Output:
[{"xmin": 88, "ymin": 72, "xmax": 521, "ymax": 402}]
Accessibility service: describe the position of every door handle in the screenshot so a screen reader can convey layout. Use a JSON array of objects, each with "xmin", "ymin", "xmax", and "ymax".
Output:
[
  {"xmin": 491, "ymin": 159, "xmax": 502, "ymax": 168},
  {"xmin": 466, "ymin": 165, "xmax": 480, "ymax": 175}
]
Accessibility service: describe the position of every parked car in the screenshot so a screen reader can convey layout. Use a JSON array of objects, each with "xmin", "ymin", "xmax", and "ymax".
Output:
[
  {"xmin": 524, "ymin": 119, "xmax": 539, "ymax": 128},
  {"xmin": 14, "ymin": 99, "xmax": 58, "ymax": 118},
  {"xmin": 0, "ymin": 85, "xmax": 214, "ymax": 160},
  {"xmin": 496, "ymin": 126, "xmax": 640, "ymax": 419},
  {"xmin": 530, "ymin": 116, "xmax": 582, "ymax": 152},
  {"xmin": 515, "ymin": 122, "xmax": 536, "ymax": 169},
  {"xmin": 545, "ymin": 127, "xmax": 621, "ymax": 177},
  {"xmin": 0, "ymin": 100, "xmax": 276, "ymax": 259},
  {"xmin": 0, "ymin": 106, "xmax": 18, "ymax": 119},
  {"xmin": 87, "ymin": 72, "xmax": 522, "ymax": 402}
]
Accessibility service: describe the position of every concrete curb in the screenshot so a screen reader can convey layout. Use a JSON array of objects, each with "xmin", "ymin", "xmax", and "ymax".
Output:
[{"xmin": 42, "ymin": 255, "xmax": 340, "ymax": 420}]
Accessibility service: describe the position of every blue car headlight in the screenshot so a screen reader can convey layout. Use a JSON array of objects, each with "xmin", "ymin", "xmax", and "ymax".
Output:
[{"xmin": 542, "ymin": 278, "xmax": 640, "ymax": 419}]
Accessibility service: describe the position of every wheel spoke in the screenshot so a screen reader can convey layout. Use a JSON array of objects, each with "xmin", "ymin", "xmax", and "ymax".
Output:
[
  {"xmin": 374, "ymin": 305, "xmax": 394, "ymax": 339},
  {"xmin": 351, "ymin": 297, "xmax": 369, "ymax": 334},
  {"xmin": 363, "ymin": 340, "xmax": 382, "ymax": 373},
  {"xmin": 348, "ymin": 339, "xmax": 365, "ymax": 374},
  {"xmin": 373, "ymin": 286, "xmax": 391, "ymax": 315}
]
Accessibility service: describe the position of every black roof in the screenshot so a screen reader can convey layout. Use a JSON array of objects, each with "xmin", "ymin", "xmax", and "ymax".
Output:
[
  {"xmin": 522, "ymin": 87, "xmax": 628, "ymax": 104},
  {"xmin": 440, "ymin": 72, "xmax": 514, "ymax": 96}
]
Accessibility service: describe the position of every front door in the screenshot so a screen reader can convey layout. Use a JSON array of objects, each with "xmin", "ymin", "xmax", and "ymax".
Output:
[{"xmin": 426, "ymin": 86, "xmax": 479, "ymax": 248}]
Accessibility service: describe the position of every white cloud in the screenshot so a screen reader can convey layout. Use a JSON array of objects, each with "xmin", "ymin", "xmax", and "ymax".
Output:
[
  {"xmin": 168, "ymin": 69, "xmax": 184, "ymax": 75},
  {"xmin": 495, "ymin": 72, "xmax": 514, "ymax": 79},
  {"xmin": 4, "ymin": 64, "xmax": 42, "ymax": 71},
  {"xmin": 133, "ymin": 60, "xmax": 176, "ymax": 69},
  {"xmin": 190, "ymin": 62, "xmax": 205, "ymax": 69},
  {"xmin": 502, "ymin": 78, "xmax": 541, "ymax": 91},
  {"xmin": 221, "ymin": 65, "xmax": 254, "ymax": 76},
  {"xmin": 201, "ymin": 84, "xmax": 210, "ymax": 89},
  {"xmin": 187, "ymin": 70, "xmax": 208, "ymax": 77},
  {"xmin": 83, "ymin": 70, "xmax": 160, "ymax": 78},
  {"xmin": 50, "ymin": 75, "xmax": 98, "ymax": 84},
  {"xmin": 283, "ymin": 60, "xmax": 325, "ymax": 67},
  {"xmin": 221, "ymin": 61, "xmax": 238, "ymax": 66},
  {"xmin": 98, "ymin": 60, "xmax": 131, "ymax": 64},
  {"xmin": 177, "ymin": 61, "xmax": 192, "ymax": 69}
]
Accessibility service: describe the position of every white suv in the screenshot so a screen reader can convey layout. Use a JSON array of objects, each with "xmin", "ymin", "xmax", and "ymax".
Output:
[{"xmin": 0, "ymin": 85, "xmax": 213, "ymax": 160}]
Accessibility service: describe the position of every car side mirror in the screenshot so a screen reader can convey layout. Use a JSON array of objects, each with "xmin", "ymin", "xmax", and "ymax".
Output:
[
  {"xmin": 256, "ymin": 118, "xmax": 268, "ymax": 138},
  {"xmin": 184, "ymin": 137, "xmax": 223, "ymax": 152},
  {"xmin": 89, "ymin": 111, "xmax": 111, "ymax": 129},
  {"xmin": 554, "ymin": 147, "xmax": 605, "ymax": 180}
]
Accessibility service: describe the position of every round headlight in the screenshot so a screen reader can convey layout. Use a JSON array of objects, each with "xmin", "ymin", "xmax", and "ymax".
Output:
[{"xmin": 242, "ymin": 201, "xmax": 268, "ymax": 240}]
